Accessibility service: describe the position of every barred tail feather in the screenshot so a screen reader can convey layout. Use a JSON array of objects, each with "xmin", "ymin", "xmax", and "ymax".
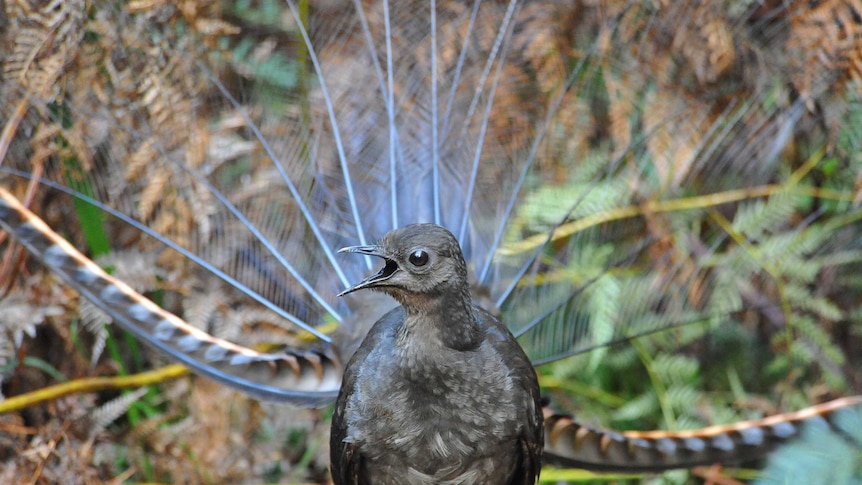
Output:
[
  {"xmin": 544, "ymin": 397, "xmax": 862, "ymax": 473},
  {"xmin": 0, "ymin": 187, "xmax": 340, "ymax": 406}
]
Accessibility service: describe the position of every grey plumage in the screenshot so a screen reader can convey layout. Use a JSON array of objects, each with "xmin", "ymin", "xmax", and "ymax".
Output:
[{"xmin": 332, "ymin": 223, "xmax": 543, "ymax": 485}]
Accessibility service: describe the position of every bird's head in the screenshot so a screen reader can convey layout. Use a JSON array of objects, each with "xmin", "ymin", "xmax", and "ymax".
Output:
[{"xmin": 337, "ymin": 224, "xmax": 469, "ymax": 304}]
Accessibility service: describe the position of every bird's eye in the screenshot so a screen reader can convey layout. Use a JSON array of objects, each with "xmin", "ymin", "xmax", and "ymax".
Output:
[{"xmin": 408, "ymin": 250, "xmax": 429, "ymax": 267}]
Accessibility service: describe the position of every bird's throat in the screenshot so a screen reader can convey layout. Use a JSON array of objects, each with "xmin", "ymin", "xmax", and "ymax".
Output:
[{"xmin": 397, "ymin": 297, "xmax": 483, "ymax": 352}]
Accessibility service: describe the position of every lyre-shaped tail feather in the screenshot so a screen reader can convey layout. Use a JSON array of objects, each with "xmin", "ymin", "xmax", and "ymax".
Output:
[
  {"xmin": 544, "ymin": 396, "xmax": 862, "ymax": 473},
  {"xmin": 0, "ymin": 187, "xmax": 340, "ymax": 406}
]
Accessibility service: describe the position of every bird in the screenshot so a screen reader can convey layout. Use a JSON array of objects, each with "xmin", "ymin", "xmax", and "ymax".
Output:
[
  {"xmin": 0, "ymin": 0, "xmax": 861, "ymax": 482},
  {"xmin": 331, "ymin": 224, "xmax": 542, "ymax": 484}
]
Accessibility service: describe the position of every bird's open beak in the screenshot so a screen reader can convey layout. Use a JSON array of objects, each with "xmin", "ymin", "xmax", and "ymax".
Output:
[{"xmin": 337, "ymin": 245, "xmax": 399, "ymax": 297}]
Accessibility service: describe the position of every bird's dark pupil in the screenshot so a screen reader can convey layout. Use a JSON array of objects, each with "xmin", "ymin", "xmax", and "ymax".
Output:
[{"xmin": 409, "ymin": 250, "xmax": 429, "ymax": 267}]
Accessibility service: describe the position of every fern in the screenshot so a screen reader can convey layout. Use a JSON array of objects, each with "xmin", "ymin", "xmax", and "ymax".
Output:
[{"xmin": 87, "ymin": 387, "xmax": 150, "ymax": 439}]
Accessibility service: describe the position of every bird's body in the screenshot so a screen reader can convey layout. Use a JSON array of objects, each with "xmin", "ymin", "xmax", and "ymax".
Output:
[{"xmin": 331, "ymin": 224, "xmax": 542, "ymax": 485}]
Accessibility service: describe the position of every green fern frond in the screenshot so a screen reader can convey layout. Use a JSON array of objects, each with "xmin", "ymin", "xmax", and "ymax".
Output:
[
  {"xmin": 653, "ymin": 354, "xmax": 699, "ymax": 386},
  {"xmin": 586, "ymin": 273, "xmax": 621, "ymax": 371},
  {"xmin": 731, "ymin": 192, "xmax": 800, "ymax": 241},
  {"xmin": 784, "ymin": 284, "xmax": 844, "ymax": 322},
  {"xmin": 774, "ymin": 316, "xmax": 845, "ymax": 391}
]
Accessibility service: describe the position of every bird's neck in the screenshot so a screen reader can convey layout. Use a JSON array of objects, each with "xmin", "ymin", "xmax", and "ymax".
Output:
[{"xmin": 396, "ymin": 286, "xmax": 482, "ymax": 351}]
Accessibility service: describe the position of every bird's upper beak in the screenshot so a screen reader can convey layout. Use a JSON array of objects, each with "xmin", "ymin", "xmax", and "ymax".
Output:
[{"xmin": 337, "ymin": 244, "xmax": 399, "ymax": 296}]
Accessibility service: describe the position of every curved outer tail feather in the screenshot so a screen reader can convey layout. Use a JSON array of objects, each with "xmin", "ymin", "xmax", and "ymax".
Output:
[
  {"xmin": 0, "ymin": 187, "xmax": 341, "ymax": 406},
  {"xmin": 544, "ymin": 396, "xmax": 862, "ymax": 472}
]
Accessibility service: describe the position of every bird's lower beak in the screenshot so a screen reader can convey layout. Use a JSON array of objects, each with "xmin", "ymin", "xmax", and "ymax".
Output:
[{"xmin": 337, "ymin": 245, "xmax": 398, "ymax": 297}]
